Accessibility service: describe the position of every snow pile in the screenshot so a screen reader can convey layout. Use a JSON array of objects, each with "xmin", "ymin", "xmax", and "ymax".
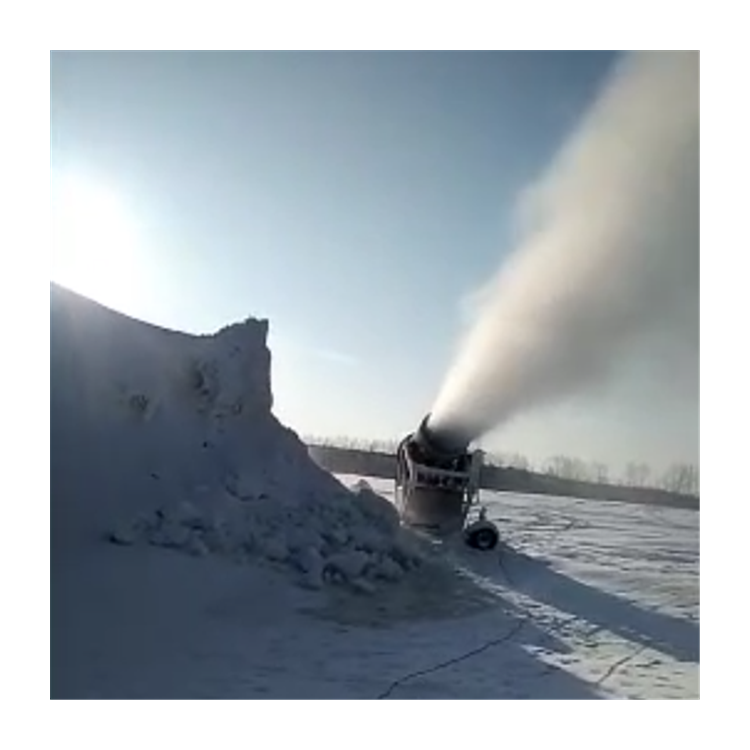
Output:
[
  {"xmin": 51, "ymin": 283, "xmax": 423, "ymax": 592},
  {"xmin": 109, "ymin": 482, "xmax": 421, "ymax": 591}
]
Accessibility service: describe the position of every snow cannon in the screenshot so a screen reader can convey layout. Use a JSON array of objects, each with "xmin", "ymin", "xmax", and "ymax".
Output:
[{"xmin": 395, "ymin": 415, "xmax": 499, "ymax": 551}]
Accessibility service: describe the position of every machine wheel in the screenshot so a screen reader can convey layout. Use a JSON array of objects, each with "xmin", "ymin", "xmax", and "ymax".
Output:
[{"xmin": 464, "ymin": 523, "xmax": 499, "ymax": 551}]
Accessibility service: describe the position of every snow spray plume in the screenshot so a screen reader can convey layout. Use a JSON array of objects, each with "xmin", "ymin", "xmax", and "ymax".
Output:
[{"xmin": 429, "ymin": 51, "xmax": 699, "ymax": 446}]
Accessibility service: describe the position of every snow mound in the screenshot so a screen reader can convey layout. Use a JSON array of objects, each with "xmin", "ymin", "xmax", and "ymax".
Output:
[
  {"xmin": 51, "ymin": 283, "xmax": 423, "ymax": 592},
  {"xmin": 109, "ymin": 486, "xmax": 422, "ymax": 590}
]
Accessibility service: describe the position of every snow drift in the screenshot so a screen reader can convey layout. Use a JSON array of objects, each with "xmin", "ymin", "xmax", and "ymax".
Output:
[{"xmin": 50, "ymin": 284, "xmax": 421, "ymax": 591}]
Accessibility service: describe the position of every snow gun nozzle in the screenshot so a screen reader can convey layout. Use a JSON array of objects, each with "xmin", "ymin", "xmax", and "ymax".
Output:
[{"xmin": 412, "ymin": 414, "xmax": 471, "ymax": 463}]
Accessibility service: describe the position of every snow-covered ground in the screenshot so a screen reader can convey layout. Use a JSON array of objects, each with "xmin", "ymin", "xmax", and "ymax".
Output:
[
  {"xmin": 50, "ymin": 284, "xmax": 699, "ymax": 699},
  {"xmin": 337, "ymin": 476, "xmax": 699, "ymax": 699}
]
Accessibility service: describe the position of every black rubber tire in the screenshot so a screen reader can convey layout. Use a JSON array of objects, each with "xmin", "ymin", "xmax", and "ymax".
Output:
[{"xmin": 466, "ymin": 526, "xmax": 499, "ymax": 551}]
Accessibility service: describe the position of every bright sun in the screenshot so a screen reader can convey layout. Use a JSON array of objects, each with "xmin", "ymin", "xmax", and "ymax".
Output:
[{"xmin": 51, "ymin": 174, "xmax": 144, "ymax": 311}]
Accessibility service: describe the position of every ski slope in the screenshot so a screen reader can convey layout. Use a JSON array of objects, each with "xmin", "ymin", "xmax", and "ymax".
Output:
[{"xmin": 50, "ymin": 284, "xmax": 699, "ymax": 699}]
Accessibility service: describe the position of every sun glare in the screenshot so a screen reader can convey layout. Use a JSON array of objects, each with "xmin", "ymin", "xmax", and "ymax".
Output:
[{"xmin": 51, "ymin": 174, "xmax": 145, "ymax": 311}]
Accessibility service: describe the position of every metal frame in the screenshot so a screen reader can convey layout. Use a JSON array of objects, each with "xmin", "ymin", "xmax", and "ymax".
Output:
[{"xmin": 395, "ymin": 435, "xmax": 484, "ymax": 535}]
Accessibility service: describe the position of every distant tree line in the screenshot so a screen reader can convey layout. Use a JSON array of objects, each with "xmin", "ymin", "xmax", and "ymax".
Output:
[{"xmin": 303, "ymin": 434, "xmax": 699, "ymax": 496}]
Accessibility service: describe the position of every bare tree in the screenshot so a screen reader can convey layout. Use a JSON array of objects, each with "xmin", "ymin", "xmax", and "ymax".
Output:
[
  {"xmin": 624, "ymin": 461, "xmax": 651, "ymax": 487},
  {"xmin": 590, "ymin": 461, "xmax": 609, "ymax": 484},
  {"xmin": 544, "ymin": 455, "xmax": 575, "ymax": 479},
  {"xmin": 571, "ymin": 458, "xmax": 592, "ymax": 481},
  {"xmin": 659, "ymin": 463, "xmax": 699, "ymax": 495},
  {"xmin": 504, "ymin": 453, "xmax": 531, "ymax": 470}
]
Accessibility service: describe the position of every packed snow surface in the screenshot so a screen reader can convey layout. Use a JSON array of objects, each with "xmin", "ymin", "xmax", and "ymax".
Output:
[{"xmin": 51, "ymin": 285, "xmax": 698, "ymax": 699}]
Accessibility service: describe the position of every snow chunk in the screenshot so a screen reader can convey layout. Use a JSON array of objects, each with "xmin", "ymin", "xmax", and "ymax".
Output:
[
  {"xmin": 370, "ymin": 554, "xmax": 405, "ymax": 582},
  {"xmin": 109, "ymin": 483, "xmax": 424, "ymax": 594},
  {"xmin": 326, "ymin": 550, "xmax": 371, "ymax": 581}
]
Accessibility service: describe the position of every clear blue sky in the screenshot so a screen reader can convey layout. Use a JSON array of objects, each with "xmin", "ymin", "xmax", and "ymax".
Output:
[{"xmin": 51, "ymin": 51, "xmax": 697, "ymax": 473}]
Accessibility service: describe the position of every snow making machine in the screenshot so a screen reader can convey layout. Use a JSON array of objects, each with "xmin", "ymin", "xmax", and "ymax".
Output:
[{"xmin": 395, "ymin": 415, "xmax": 500, "ymax": 550}]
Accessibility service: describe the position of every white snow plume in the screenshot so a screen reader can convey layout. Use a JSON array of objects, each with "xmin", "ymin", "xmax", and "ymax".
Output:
[
  {"xmin": 429, "ymin": 51, "xmax": 699, "ymax": 446},
  {"xmin": 51, "ymin": 284, "xmax": 422, "ymax": 592}
]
